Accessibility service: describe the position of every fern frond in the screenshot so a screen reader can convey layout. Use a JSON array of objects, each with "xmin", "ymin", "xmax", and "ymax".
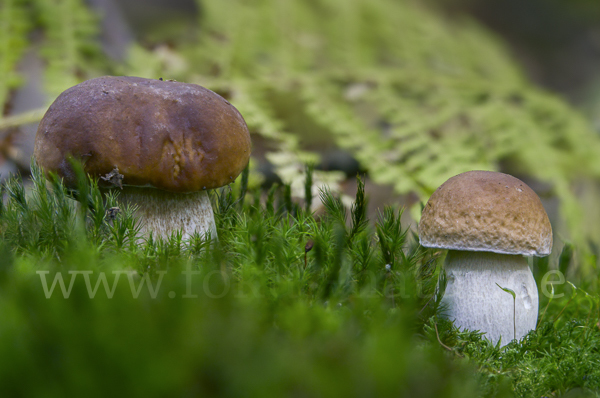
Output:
[
  {"xmin": 32, "ymin": 0, "xmax": 103, "ymax": 98},
  {"xmin": 0, "ymin": 0, "xmax": 31, "ymax": 112}
]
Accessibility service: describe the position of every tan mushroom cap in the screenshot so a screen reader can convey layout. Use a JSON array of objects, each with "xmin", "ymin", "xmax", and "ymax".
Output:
[
  {"xmin": 418, "ymin": 171, "xmax": 552, "ymax": 256},
  {"xmin": 34, "ymin": 76, "xmax": 251, "ymax": 192}
]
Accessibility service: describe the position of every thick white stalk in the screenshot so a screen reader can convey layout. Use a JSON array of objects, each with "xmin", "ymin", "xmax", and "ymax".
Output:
[
  {"xmin": 117, "ymin": 188, "xmax": 217, "ymax": 241},
  {"xmin": 441, "ymin": 250, "xmax": 538, "ymax": 347}
]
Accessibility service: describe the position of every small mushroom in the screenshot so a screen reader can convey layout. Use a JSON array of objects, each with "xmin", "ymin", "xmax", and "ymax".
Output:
[
  {"xmin": 34, "ymin": 76, "xmax": 251, "ymax": 241},
  {"xmin": 419, "ymin": 171, "xmax": 552, "ymax": 346}
]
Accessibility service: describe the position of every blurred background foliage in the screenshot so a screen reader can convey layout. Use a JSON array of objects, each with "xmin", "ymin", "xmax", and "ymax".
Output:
[{"xmin": 3, "ymin": 0, "xmax": 600, "ymax": 263}]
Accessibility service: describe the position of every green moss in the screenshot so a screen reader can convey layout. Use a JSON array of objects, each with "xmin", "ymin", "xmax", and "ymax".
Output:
[{"xmin": 0, "ymin": 166, "xmax": 597, "ymax": 396}]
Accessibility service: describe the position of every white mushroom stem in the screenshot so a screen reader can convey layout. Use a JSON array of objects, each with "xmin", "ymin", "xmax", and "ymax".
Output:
[
  {"xmin": 117, "ymin": 188, "xmax": 217, "ymax": 241},
  {"xmin": 440, "ymin": 250, "xmax": 538, "ymax": 347}
]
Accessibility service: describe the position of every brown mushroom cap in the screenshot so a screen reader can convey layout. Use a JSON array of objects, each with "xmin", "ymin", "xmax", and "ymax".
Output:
[
  {"xmin": 34, "ymin": 76, "xmax": 251, "ymax": 192},
  {"xmin": 418, "ymin": 171, "xmax": 552, "ymax": 256}
]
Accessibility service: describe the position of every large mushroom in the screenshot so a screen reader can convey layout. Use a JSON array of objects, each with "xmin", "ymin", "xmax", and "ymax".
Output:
[
  {"xmin": 419, "ymin": 171, "xmax": 552, "ymax": 346},
  {"xmin": 34, "ymin": 76, "xmax": 251, "ymax": 240}
]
